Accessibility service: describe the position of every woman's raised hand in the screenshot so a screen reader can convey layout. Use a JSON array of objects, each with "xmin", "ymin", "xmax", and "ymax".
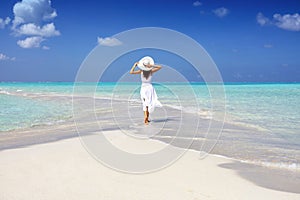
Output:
[{"xmin": 130, "ymin": 62, "xmax": 142, "ymax": 74}]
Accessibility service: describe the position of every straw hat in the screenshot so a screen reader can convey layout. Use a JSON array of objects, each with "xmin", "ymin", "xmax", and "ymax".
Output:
[{"xmin": 137, "ymin": 56, "xmax": 154, "ymax": 71}]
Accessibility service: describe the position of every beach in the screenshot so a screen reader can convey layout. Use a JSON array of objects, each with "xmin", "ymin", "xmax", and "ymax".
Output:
[
  {"xmin": 1, "ymin": 129, "xmax": 300, "ymax": 200},
  {"xmin": 0, "ymin": 83, "xmax": 300, "ymax": 199}
]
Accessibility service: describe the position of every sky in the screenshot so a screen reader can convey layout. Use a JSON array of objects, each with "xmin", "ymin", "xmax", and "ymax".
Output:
[{"xmin": 0, "ymin": 0, "xmax": 299, "ymax": 82}]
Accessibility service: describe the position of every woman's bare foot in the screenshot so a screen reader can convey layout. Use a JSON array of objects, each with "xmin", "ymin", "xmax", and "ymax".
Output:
[{"xmin": 144, "ymin": 118, "xmax": 149, "ymax": 125}]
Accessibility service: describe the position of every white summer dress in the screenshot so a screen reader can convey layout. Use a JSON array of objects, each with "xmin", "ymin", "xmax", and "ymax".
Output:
[{"xmin": 140, "ymin": 71, "xmax": 162, "ymax": 113}]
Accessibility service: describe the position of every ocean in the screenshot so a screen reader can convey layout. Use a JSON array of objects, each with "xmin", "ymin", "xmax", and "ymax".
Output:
[{"xmin": 0, "ymin": 82, "xmax": 299, "ymax": 170}]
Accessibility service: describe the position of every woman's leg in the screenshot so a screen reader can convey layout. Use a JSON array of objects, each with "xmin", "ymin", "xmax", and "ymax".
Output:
[
  {"xmin": 147, "ymin": 110, "xmax": 150, "ymax": 122},
  {"xmin": 144, "ymin": 106, "xmax": 149, "ymax": 124}
]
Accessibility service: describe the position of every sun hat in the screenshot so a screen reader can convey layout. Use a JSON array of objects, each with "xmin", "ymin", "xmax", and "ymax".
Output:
[{"xmin": 137, "ymin": 56, "xmax": 154, "ymax": 71}]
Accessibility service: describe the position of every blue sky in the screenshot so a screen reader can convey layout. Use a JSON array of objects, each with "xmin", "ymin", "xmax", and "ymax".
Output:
[{"xmin": 0, "ymin": 0, "xmax": 299, "ymax": 82}]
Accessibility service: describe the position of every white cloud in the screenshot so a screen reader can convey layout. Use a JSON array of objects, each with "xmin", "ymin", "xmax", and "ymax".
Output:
[
  {"xmin": 5, "ymin": 17, "xmax": 11, "ymax": 24},
  {"xmin": 273, "ymin": 13, "xmax": 300, "ymax": 31},
  {"xmin": 0, "ymin": 53, "xmax": 15, "ymax": 61},
  {"xmin": 97, "ymin": 37, "xmax": 122, "ymax": 46},
  {"xmin": 213, "ymin": 7, "xmax": 229, "ymax": 18},
  {"xmin": 263, "ymin": 44, "xmax": 273, "ymax": 48},
  {"xmin": 257, "ymin": 12, "xmax": 300, "ymax": 31},
  {"xmin": 17, "ymin": 36, "xmax": 44, "ymax": 48},
  {"xmin": 193, "ymin": 1, "xmax": 202, "ymax": 7},
  {"xmin": 0, "ymin": 53, "xmax": 9, "ymax": 60},
  {"xmin": 42, "ymin": 45, "xmax": 50, "ymax": 50},
  {"xmin": 12, "ymin": 0, "xmax": 57, "ymax": 27},
  {"xmin": 11, "ymin": 0, "xmax": 59, "ymax": 49},
  {"xmin": 17, "ymin": 23, "xmax": 60, "ymax": 37},
  {"xmin": 0, "ymin": 17, "xmax": 11, "ymax": 29},
  {"xmin": 257, "ymin": 12, "xmax": 270, "ymax": 26}
]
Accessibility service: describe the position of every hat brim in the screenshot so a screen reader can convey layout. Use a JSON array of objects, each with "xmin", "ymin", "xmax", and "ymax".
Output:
[
  {"xmin": 137, "ymin": 56, "xmax": 154, "ymax": 71},
  {"xmin": 137, "ymin": 65, "xmax": 153, "ymax": 71}
]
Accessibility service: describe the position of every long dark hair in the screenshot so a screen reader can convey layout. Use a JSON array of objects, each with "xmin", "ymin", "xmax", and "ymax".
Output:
[{"xmin": 142, "ymin": 70, "xmax": 152, "ymax": 80}]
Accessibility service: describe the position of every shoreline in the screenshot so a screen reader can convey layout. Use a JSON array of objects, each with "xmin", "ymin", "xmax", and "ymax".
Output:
[{"xmin": 2, "ymin": 123, "xmax": 299, "ymax": 173}]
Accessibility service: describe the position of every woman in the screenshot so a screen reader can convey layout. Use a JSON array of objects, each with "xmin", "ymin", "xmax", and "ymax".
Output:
[{"xmin": 130, "ymin": 56, "xmax": 162, "ymax": 124}]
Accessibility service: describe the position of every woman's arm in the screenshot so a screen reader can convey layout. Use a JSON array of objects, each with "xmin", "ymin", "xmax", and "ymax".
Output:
[
  {"xmin": 130, "ymin": 62, "xmax": 142, "ymax": 74},
  {"xmin": 151, "ymin": 64, "xmax": 162, "ymax": 73}
]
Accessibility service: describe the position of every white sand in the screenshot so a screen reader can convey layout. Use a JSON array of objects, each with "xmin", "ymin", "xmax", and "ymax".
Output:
[{"xmin": 0, "ymin": 131, "xmax": 299, "ymax": 200}]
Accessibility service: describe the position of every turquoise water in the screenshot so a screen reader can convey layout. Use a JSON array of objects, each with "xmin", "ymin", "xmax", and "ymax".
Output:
[
  {"xmin": 1, "ymin": 82, "xmax": 299, "ymax": 136},
  {"xmin": 1, "ymin": 82, "xmax": 300, "ymax": 170},
  {"xmin": 0, "ymin": 94, "xmax": 71, "ymax": 131},
  {"xmin": 225, "ymin": 84, "xmax": 300, "ymax": 137},
  {"xmin": 0, "ymin": 82, "xmax": 73, "ymax": 131}
]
